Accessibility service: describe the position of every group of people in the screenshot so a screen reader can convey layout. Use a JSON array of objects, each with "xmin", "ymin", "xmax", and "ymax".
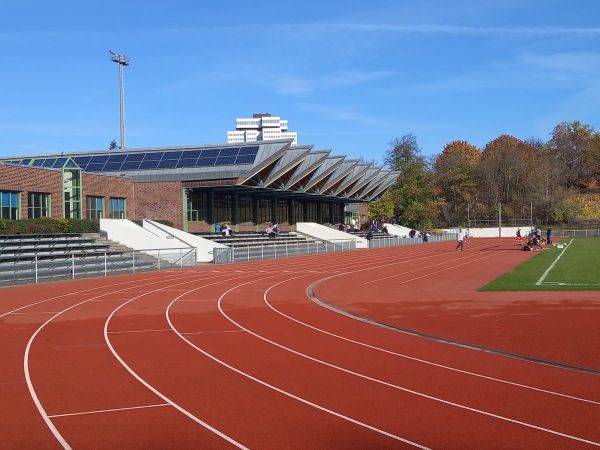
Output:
[
  {"xmin": 216, "ymin": 223, "xmax": 234, "ymax": 236},
  {"xmin": 265, "ymin": 223, "xmax": 280, "ymax": 239},
  {"xmin": 520, "ymin": 226, "xmax": 552, "ymax": 251}
]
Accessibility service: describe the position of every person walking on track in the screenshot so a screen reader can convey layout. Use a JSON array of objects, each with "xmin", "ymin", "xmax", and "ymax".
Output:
[{"xmin": 455, "ymin": 227, "xmax": 467, "ymax": 251}]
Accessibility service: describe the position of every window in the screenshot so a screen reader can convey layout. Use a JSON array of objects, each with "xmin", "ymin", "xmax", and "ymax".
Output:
[
  {"xmin": 276, "ymin": 199, "xmax": 289, "ymax": 224},
  {"xmin": 238, "ymin": 194, "xmax": 253, "ymax": 223},
  {"xmin": 109, "ymin": 197, "xmax": 126, "ymax": 219},
  {"xmin": 1, "ymin": 191, "xmax": 20, "ymax": 219},
  {"xmin": 214, "ymin": 192, "xmax": 233, "ymax": 223},
  {"xmin": 28, "ymin": 192, "xmax": 51, "ymax": 218},
  {"xmin": 187, "ymin": 191, "xmax": 208, "ymax": 222},
  {"xmin": 258, "ymin": 197, "xmax": 272, "ymax": 223},
  {"xmin": 86, "ymin": 196, "xmax": 104, "ymax": 220}
]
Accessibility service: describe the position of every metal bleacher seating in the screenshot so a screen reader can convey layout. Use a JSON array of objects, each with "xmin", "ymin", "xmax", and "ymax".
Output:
[{"xmin": 0, "ymin": 233, "xmax": 161, "ymax": 285}]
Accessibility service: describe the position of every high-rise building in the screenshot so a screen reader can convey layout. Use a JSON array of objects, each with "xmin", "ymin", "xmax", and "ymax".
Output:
[{"xmin": 227, "ymin": 113, "xmax": 298, "ymax": 146}]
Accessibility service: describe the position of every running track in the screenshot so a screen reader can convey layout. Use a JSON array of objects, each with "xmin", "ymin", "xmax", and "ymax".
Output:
[{"xmin": 1, "ymin": 238, "xmax": 598, "ymax": 449}]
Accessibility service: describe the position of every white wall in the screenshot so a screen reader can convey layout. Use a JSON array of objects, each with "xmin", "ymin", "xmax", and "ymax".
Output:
[
  {"xmin": 296, "ymin": 222, "xmax": 368, "ymax": 248},
  {"xmin": 143, "ymin": 220, "xmax": 227, "ymax": 263}
]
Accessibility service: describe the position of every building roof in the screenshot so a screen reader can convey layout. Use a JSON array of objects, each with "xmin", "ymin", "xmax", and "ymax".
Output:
[{"xmin": 0, "ymin": 139, "xmax": 398, "ymax": 202}]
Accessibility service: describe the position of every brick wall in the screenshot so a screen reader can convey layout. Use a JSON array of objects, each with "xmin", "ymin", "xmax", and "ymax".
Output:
[
  {"xmin": 82, "ymin": 173, "xmax": 134, "ymax": 219},
  {"xmin": 0, "ymin": 165, "xmax": 63, "ymax": 218},
  {"xmin": 133, "ymin": 181, "xmax": 184, "ymax": 229}
]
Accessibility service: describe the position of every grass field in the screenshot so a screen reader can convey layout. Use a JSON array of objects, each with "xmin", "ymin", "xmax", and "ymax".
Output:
[{"xmin": 479, "ymin": 237, "xmax": 600, "ymax": 291}]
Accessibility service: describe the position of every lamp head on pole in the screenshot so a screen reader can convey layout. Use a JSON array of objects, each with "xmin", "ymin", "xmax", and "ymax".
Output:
[{"xmin": 109, "ymin": 50, "xmax": 129, "ymax": 66}]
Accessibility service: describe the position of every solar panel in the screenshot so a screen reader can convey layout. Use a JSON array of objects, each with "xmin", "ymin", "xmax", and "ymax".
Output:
[
  {"xmin": 239, "ymin": 146, "xmax": 259, "ymax": 155},
  {"xmin": 235, "ymin": 155, "xmax": 257, "ymax": 164},
  {"xmin": 163, "ymin": 150, "xmax": 182, "ymax": 160},
  {"xmin": 139, "ymin": 160, "xmax": 160, "ymax": 169},
  {"xmin": 125, "ymin": 153, "xmax": 144, "ymax": 162},
  {"xmin": 90, "ymin": 155, "xmax": 109, "ymax": 164},
  {"xmin": 143, "ymin": 152, "xmax": 164, "ymax": 161},
  {"xmin": 86, "ymin": 163, "xmax": 105, "ymax": 172},
  {"xmin": 42, "ymin": 159, "xmax": 56, "ymax": 168},
  {"xmin": 220, "ymin": 147, "xmax": 239, "ymax": 157},
  {"xmin": 121, "ymin": 161, "xmax": 142, "ymax": 170},
  {"xmin": 196, "ymin": 157, "xmax": 216, "ymax": 166},
  {"xmin": 201, "ymin": 149, "xmax": 219, "ymax": 158},
  {"xmin": 103, "ymin": 162, "xmax": 124, "ymax": 171},
  {"xmin": 157, "ymin": 159, "xmax": 178, "ymax": 169},
  {"xmin": 31, "ymin": 160, "xmax": 44, "ymax": 167},
  {"xmin": 181, "ymin": 150, "xmax": 202, "ymax": 159},
  {"xmin": 177, "ymin": 158, "xmax": 198, "ymax": 168},
  {"xmin": 108, "ymin": 154, "xmax": 127, "ymax": 162},
  {"xmin": 216, "ymin": 156, "xmax": 236, "ymax": 165},
  {"xmin": 73, "ymin": 156, "xmax": 92, "ymax": 167}
]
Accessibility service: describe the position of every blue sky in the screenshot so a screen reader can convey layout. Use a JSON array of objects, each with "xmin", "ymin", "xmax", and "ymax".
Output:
[{"xmin": 1, "ymin": 0, "xmax": 599, "ymax": 164}]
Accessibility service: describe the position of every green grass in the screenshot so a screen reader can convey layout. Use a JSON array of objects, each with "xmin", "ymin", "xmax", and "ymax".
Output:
[{"xmin": 479, "ymin": 237, "xmax": 600, "ymax": 291}]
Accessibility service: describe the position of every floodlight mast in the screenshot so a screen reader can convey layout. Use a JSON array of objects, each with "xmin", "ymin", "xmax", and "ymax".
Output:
[{"xmin": 109, "ymin": 50, "xmax": 129, "ymax": 149}]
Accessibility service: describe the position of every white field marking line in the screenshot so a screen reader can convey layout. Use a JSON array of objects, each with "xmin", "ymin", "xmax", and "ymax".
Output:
[
  {"xmin": 214, "ymin": 282, "xmax": 600, "ymax": 447},
  {"xmin": 262, "ymin": 277, "xmax": 600, "ymax": 406},
  {"xmin": 49, "ymin": 403, "xmax": 170, "ymax": 418},
  {"xmin": 165, "ymin": 281, "xmax": 430, "ymax": 450},
  {"xmin": 536, "ymin": 238, "xmax": 574, "ymax": 286},
  {"xmin": 541, "ymin": 282, "xmax": 600, "ymax": 286},
  {"xmin": 103, "ymin": 277, "xmax": 256, "ymax": 450},
  {"xmin": 22, "ymin": 271, "xmax": 249, "ymax": 450},
  {"xmin": 182, "ymin": 330, "xmax": 244, "ymax": 335}
]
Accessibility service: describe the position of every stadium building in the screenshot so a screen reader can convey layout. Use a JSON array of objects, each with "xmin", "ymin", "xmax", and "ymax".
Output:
[{"xmin": 0, "ymin": 138, "xmax": 399, "ymax": 232}]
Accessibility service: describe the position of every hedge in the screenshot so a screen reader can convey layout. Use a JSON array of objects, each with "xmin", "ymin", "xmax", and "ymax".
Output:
[{"xmin": 0, "ymin": 218, "xmax": 100, "ymax": 235}]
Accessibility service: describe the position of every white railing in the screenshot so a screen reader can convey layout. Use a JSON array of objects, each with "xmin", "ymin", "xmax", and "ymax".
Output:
[
  {"xmin": 0, "ymin": 248, "xmax": 197, "ymax": 285},
  {"xmin": 213, "ymin": 239, "xmax": 356, "ymax": 264}
]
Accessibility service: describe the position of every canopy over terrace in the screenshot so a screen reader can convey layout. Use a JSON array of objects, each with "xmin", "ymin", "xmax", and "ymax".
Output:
[{"xmin": 1, "ymin": 139, "xmax": 399, "ymax": 229}]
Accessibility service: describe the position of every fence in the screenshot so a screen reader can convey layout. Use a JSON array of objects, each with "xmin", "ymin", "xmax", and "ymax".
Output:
[
  {"xmin": 555, "ymin": 229, "xmax": 600, "ymax": 238},
  {"xmin": 213, "ymin": 239, "xmax": 356, "ymax": 264},
  {"xmin": 368, "ymin": 233, "xmax": 455, "ymax": 249},
  {"xmin": 0, "ymin": 247, "xmax": 197, "ymax": 285}
]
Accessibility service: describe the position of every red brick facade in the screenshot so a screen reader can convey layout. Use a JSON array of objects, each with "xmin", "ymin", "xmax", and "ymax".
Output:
[{"xmin": 133, "ymin": 181, "xmax": 184, "ymax": 229}]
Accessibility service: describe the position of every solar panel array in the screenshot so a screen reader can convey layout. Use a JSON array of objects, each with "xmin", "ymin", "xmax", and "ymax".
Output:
[
  {"xmin": 2, "ymin": 157, "xmax": 80, "ymax": 169},
  {"xmin": 71, "ymin": 146, "xmax": 259, "ymax": 173}
]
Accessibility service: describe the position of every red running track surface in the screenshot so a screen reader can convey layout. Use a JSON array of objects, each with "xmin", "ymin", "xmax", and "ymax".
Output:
[{"xmin": 0, "ymin": 237, "xmax": 598, "ymax": 449}]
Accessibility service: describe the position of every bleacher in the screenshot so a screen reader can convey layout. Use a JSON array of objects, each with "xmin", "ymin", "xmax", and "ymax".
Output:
[
  {"xmin": 0, "ymin": 233, "xmax": 167, "ymax": 285},
  {"xmin": 194, "ymin": 230, "xmax": 345, "ymax": 263},
  {"xmin": 194, "ymin": 230, "xmax": 316, "ymax": 247}
]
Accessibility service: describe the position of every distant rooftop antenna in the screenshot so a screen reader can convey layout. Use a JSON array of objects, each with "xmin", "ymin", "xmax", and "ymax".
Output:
[{"xmin": 109, "ymin": 50, "xmax": 129, "ymax": 149}]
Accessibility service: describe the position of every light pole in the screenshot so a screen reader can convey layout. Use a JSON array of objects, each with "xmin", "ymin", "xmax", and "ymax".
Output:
[{"xmin": 109, "ymin": 50, "xmax": 129, "ymax": 149}]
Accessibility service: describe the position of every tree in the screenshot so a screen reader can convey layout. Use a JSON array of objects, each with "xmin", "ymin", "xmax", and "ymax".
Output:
[
  {"xmin": 477, "ymin": 135, "xmax": 536, "ymax": 221},
  {"xmin": 367, "ymin": 191, "xmax": 395, "ymax": 221},
  {"xmin": 433, "ymin": 140, "xmax": 481, "ymax": 226},
  {"xmin": 547, "ymin": 121, "xmax": 600, "ymax": 189},
  {"xmin": 384, "ymin": 135, "xmax": 437, "ymax": 228}
]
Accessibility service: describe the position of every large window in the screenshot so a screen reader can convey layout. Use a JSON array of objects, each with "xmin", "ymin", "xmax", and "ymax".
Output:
[
  {"xmin": 109, "ymin": 197, "xmax": 126, "ymax": 219},
  {"xmin": 86, "ymin": 196, "xmax": 104, "ymax": 220},
  {"xmin": 28, "ymin": 192, "xmax": 50, "ymax": 218},
  {"xmin": 214, "ymin": 192, "xmax": 233, "ymax": 224},
  {"xmin": 257, "ymin": 197, "xmax": 272, "ymax": 224},
  {"xmin": 238, "ymin": 194, "xmax": 254, "ymax": 223},
  {"xmin": 187, "ymin": 191, "xmax": 209, "ymax": 222},
  {"xmin": 1, "ymin": 191, "xmax": 20, "ymax": 220},
  {"xmin": 276, "ymin": 199, "xmax": 289, "ymax": 224}
]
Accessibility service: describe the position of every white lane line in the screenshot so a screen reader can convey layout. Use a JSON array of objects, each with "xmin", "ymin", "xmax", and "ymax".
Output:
[
  {"xmin": 21, "ymin": 271, "xmax": 238, "ymax": 450},
  {"xmin": 107, "ymin": 329, "xmax": 172, "ymax": 334},
  {"xmin": 536, "ymin": 239, "xmax": 574, "ymax": 285},
  {"xmin": 166, "ymin": 279, "xmax": 431, "ymax": 449},
  {"xmin": 104, "ymin": 277, "xmax": 253, "ymax": 450},
  {"xmin": 49, "ymin": 403, "xmax": 170, "ymax": 418},
  {"xmin": 263, "ymin": 277, "xmax": 600, "ymax": 405},
  {"xmin": 216, "ymin": 285, "xmax": 600, "ymax": 447}
]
